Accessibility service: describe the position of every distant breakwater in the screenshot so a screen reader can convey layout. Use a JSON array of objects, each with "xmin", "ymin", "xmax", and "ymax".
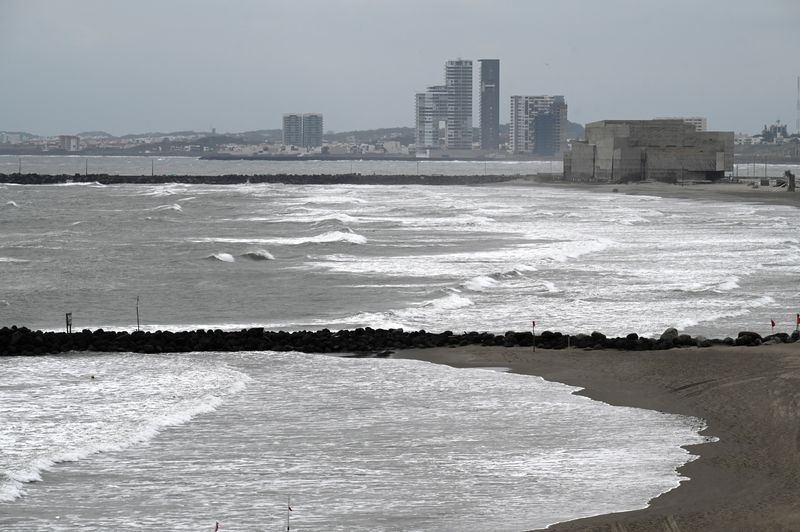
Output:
[
  {"xmin": 0, "ymin": 173, "xmax": 523, "ymax": 186},
  {"xmin": 1, "ymin": 326, "xmax": 796, "ymax": 357}
]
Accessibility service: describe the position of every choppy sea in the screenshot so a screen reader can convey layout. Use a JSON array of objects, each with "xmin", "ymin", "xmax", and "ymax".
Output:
[{"xmin": 1, "ymin": 156, "xmax": 797, "ymax": 530}]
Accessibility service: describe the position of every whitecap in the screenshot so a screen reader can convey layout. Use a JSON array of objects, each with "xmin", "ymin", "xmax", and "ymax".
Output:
[
  {"xmin": 149, "ymin": 204, "xmax": 183, "ymax": 213},
  {"xmin": 208, "ymin": 253, "xmax": 235, "ymax": 262},
  {"xmin": 715, "ymin": 276, "xmax": 740, "ymax": 291},
  {"xmin": 4, "ymin": 200, "xmax": 18, "ymax": 208},
  {"xmin": 423, "ymin": 292, "xmax": 474, "ymax": 310},
  {"xmin": 463, "ymin": 275, "xmax": 499, "ymax": 292},
  {"xmin": 194, "ymin": 231, "xmax": 367, "ymax": 246},
  {"xmin": 241, "ymin": 249, "xmax": 275, "ymax": 261}
]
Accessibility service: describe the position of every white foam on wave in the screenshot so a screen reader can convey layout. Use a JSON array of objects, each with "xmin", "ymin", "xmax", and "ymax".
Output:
[
  {"xmin": 463, "ymin": 275, "xmax": 499, "ymax": 292},
  {"xmin": 424, "ymin": 291, "xmax": 474, "ymax": 310},
  {"xmin": 672, "ymin": 295, "xmax": 775, "ymax": 331},
  {"xmin": 4, "ymin": 200, "xmax": 18, "ymax": 208},
  {"xmin": 208, "ymin": 252, "xmax": 235, "ymax": 262},
  {"xmin": 0, "ymin": 257, "xmax": 29, "ymax": 263},
  {"xmin": 0, "ymin": 354, "xmax": 250, "ymax": 502},
  {"xmin": 241, "ymin": 249, "xmax": 275, "ymax": 261},
  {"xmin": 715, "ymin": 276, "xmax": 740, "ymax": 291},
  {"xmin": 301, "ymin": 195, "xmax": 367, "ymax": 205},
  {"xmin": 149, "ymin": 203, "xmax": 183, "ymax": 213},
  {"xmin": 195, "ymin": 230, "xmax": 368, "ymax": 246}
]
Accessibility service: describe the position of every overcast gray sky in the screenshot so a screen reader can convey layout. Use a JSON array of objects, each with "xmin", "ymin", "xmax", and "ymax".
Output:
[{"xmin": 1, "ymin": 0, "xmax": 798, "ymax": 136}]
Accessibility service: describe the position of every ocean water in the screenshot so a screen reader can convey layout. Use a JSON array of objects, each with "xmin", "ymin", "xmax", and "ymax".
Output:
[
  {"xmin": 0, "ymin": 351, "xmax": 707, "ymax": 531},
  {"xmin": 1, "ymin": 167, "xmax": 799, "ymax": 337},
  {"xmin": 2, "ymin": 156, "xmax": 798, "ymax": 530}
]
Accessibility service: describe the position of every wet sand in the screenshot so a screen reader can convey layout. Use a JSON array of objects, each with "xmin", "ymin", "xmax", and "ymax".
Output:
[{"xmin": 395, "ymin": 343, "xmax": 800, "ymax": 531}]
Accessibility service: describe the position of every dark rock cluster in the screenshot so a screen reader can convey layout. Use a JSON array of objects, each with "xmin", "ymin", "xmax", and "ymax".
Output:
[
  {"xmin": 0, "ymin": 173, "xmax": 519, "ymax": 186},
  {"xmin": 1, "ymin": 326, "xmax": 797, "ymax": 357}
]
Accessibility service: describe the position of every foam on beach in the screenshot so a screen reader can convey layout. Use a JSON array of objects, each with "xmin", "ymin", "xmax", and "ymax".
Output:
[{"xmin": 0, "ymin": 354, "xmax": 249, "ymax": 503}]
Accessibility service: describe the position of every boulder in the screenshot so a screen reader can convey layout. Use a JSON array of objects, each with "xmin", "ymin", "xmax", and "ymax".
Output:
[{"xmin": 660, "ymin": 328, "xmax": 679, "ymax": 342}]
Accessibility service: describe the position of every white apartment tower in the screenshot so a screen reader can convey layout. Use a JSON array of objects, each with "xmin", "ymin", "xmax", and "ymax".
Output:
[
  {"xmin": 415, "ymin": 85, "xmax": 448, "ymax": 149},
  {"xmin": 509, "ymin": 95, "xmax": 568, "ymax": 156},
  {"xmin": 282, "ymin": 114, "xmax": 303, "ymax": 147},
  {"xmin": 283, "ymin": 113, "xmax": 324, "ymax": 148},
  {"xmin": 445, "ymin": 60, "xmax": 473, "ymax": 150},
  {"xmin": 301, "ymin": 113, "xmax": 323, "ymax": 148}
]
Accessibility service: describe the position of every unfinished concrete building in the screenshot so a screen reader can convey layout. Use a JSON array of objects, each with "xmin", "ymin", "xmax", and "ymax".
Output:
[{"xmin": 563, "ymin": 120, "xmax": 733, "ymax": 183}]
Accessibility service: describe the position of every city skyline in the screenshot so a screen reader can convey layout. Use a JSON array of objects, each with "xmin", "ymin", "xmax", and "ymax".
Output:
[{"xmin": 1, "ymin": 0, "xmax": 798, "ymax": 136}]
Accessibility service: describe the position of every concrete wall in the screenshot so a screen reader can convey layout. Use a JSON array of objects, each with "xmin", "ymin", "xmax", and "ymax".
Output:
[{"xmin": 565, "ymin": 120, "xmax": 734, "ymax": 183}]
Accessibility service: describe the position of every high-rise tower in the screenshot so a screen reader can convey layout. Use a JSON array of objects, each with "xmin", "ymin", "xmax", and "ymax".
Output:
[
  {"xmin": 415, "ymin": 85, "xmax": 448, "ymax": 149},
  {"xmin": 301, "ymin": 113, "xmax": 323, "ymax": 148},
  {"xmin": 509, "ymin": 95, "xmax": 568, "ymax": 156},
  {"xmin": 445, "ymin": 60, "xmax": 473, "ymax": 150},
  {"xmin": 478, "ymin": 59, "xmax": 500, "ymax": 150},
  {"xmin": 282, "ymin": 114, "xmax": 303, "ymax": 147}
]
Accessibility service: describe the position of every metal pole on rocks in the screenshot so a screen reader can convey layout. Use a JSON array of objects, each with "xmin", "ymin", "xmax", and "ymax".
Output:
[
  {"xmin": 136, "ymin": 296, "xmax": 140, "ymax": 332},
  {"xmin": 532, "ymin": 320, "xmax": 536, "ymax": 353}
]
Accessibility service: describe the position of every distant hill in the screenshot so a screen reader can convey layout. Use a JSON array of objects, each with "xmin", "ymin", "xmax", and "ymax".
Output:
[
  {"xmin": 77, "ymin": 131, "xmax": 114, "ymax": 138},
  {"xmin": 566, "ymin": 121, "xmax": 584, "ymax": 140}
]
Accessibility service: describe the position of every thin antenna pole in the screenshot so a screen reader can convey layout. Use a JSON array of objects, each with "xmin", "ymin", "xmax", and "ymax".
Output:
[
  {"xmin": 151, "ymin": 159, "xmax": 154, "ymax": 177},
  {"xmin": 136, "ymin": 296, "xmax": 140, "ymax": 332},
  {"xmin": 85, "ymin": 158, "xmax": 88, "ymax": 177},
  {"xmin": 18, "ymin": 157, "xmax": 21, "ymax": 174},
  {"xmin": 287, "ymin": 495, "xmax": 291, "ymax": 531}
]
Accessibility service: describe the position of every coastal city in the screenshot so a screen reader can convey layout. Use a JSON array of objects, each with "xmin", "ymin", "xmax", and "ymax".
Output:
[
  {"xmin": 1, "ymin": 58, "xmax": 798, "ymax": 176},
  {"xmin": 4, "ymin": 2, "xmax": 800, "ymax": 532}
]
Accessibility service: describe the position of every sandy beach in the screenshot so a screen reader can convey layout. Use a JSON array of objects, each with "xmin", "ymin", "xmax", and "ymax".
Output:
[
  {"xmin": 395, "ymin": 342, "xmax": 800, "ymax": 531},
  {"xmin": 497, "ymin": 176, "xmax": 800, "ymax": 209},
  {"xmin": 401, "ymin": 179, "xmax": 800, "ymax": 531}
]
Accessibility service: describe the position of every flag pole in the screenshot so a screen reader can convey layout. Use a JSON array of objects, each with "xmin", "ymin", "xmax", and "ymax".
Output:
[
  {"xmin": 532, "ymin": 320, "xmax": 536, "ymax": 353},
  {"xmin": 287, "ymin": 495, "xmax": 291, "ymax": 531}
]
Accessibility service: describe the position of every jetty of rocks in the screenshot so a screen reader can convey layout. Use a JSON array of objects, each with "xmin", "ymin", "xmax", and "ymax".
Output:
[
  {"xmin": 1, "ymin": 326, "xmax": 796, "ymax": 357},
  {"xmin": 0, "ymin": 173, "xmax": 521, "ymax": 186}
]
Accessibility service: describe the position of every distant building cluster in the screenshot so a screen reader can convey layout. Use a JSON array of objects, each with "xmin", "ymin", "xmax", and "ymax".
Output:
[
  {"xmin": 282, "ymin": 113, "xmax": 323, "ymax": 148},
  {"xmin": 414, "ymin": 58, "xmax": 568, "ymax": 157}
]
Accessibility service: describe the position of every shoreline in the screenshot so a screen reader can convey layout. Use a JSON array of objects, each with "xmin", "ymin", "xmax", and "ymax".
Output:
[
  {"xmin": 497, "ymin": 176, "xmax": 800, "ymax": 209},
  {"xmin": 395, "ymin": 344, "xmax": 800, "ymax": 531}
]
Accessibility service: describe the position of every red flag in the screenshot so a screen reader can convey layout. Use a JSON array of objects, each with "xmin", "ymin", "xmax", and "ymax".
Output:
[
  {"xmin": 214, "ymin": 522, "xmax": 220, "ymax": 532},
  {"xmin": 288, "ymin": 505, "xmax": 293, "ymax": 512},
  {"xmin": 797, "ymin": 313, "xmax": 799, "ymax": 325},
  {"xmin": 771, "ymin": 319, "xmax": 776, "ymax": 328},
  {"xmin": 532, "ymin": 320, "xmax": 536, "ymax": 328}
]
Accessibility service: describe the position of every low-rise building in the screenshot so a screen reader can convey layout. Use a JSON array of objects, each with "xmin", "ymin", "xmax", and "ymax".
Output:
[{"xmin": 563, "ymin": 119, "xmax": 733, "ymax": 182}]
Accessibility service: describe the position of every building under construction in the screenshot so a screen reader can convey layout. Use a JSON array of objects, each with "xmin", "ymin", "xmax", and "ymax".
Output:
[{"xmin": 563, "ymin": 119, "xmax": 734, "ymax": 182}]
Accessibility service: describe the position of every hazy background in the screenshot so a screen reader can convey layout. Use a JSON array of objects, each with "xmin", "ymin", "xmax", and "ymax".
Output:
[{"xmin": 1, "ymin": 0, "xmax": 797, "ymax": 136}]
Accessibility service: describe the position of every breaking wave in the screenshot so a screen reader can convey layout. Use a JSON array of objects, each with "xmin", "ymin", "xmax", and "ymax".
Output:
[
  {"xmin": 150, "ymin": 204, "xmax": 183, "ymax": 213},
  {"xmin": 195, "ymin": 231, "xmax": 367, "ymax": 246},
  {"xmin": 241, "ymin": 249, "xmax": 275, "ymax": 261},
  {"xmin": 208, "ymin": 253, "xmax": 235, "ymax": 262}
]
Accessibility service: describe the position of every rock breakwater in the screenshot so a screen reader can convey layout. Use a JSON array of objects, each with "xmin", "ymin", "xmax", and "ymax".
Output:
[
  {"xmin": 0, "ymin": 173, "xmax": 521, "ymax": 186},
  {"xmin": 1, "ymin": 326, "xmax": 796, "ymax": 357}
]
